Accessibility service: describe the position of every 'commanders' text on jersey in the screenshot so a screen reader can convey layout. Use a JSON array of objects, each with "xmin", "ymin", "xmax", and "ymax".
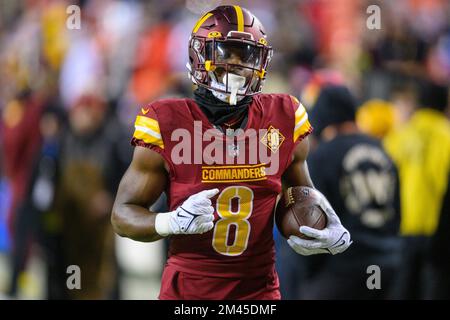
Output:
[{"xmin": 131, "ymin": 94, "xmax": 312, "ymax": 278}]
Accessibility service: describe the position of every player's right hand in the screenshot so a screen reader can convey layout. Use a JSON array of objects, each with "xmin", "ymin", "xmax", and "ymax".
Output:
[
  {"xmin": 155, "ymin": 188, "xmax": 219, "ymax": 236},
  {"xmin": 287, "ymin": 193, "xmax": 352, "ymax": 256}
]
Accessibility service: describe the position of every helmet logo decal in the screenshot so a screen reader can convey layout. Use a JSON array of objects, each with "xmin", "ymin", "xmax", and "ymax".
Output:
[
  {"xmin": 258, "ymin": 37, "xmax": 268, "ymax": 46},
  {"xmin": 208, "ymin": 31, "xmax": 222, "ymax": 38}
]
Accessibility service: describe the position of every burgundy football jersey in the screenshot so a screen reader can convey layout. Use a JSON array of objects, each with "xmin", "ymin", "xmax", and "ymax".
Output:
[{"xmin": 131, "ymin": 93, "xmax": 312, "ymax": 278}]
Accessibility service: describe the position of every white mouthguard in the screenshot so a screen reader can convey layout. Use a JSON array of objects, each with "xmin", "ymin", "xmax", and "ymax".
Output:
[{"xmin": 223, "ymin": 73, "xmax": 246, "ymax": 105}]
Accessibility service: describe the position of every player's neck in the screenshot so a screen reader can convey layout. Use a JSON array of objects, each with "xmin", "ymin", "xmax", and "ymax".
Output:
[{"xmin": 193, "ymin": 87, "xmax": 252, "ymax": 126}]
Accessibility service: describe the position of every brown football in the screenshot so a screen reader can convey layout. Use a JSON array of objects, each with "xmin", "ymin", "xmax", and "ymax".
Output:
[{"xmin": 275, "ymin": 186, "xmax": 328, "ymax": 240}]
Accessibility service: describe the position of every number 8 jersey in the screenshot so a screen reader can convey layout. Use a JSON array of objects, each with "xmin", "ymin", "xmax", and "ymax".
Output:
[{"xmin": 131, "ymin": 93, "xmax": 312, "ymax": 278}]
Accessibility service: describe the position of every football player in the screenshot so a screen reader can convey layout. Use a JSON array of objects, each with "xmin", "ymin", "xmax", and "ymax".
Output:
[{"xmin": 111, "ymin": 5, "xmax": 351, "ymax": 300}]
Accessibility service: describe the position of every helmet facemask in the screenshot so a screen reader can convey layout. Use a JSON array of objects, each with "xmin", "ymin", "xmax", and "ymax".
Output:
[{"xmin": 189, "ymin": 35, "xmax": 273, "ymax": 105}]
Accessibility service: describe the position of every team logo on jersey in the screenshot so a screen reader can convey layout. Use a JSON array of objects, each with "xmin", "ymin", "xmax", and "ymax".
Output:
[
  {"xmin": 134, "ymin": 119, "xmax": 281, "ymax": 175},
  {"xmin": 201, "ymin": 163, "xmax": 267, "ymax": 183},
  {"xmin": 260, "ymin": 125, "xmax": 285, "ymax": 153}
]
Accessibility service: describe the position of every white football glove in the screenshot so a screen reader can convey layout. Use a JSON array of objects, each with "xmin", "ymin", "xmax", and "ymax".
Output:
[
  {"xmin": 287, "ymin": 191, "xmax": 352, "ymax": 256},
  {"xmin": 155, "ymin": 188, "xmax": 219, "ymax": 236}
]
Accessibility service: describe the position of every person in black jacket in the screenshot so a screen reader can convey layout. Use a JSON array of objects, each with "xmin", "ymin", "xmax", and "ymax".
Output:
[{"xmin": 300, "ymin": 85, "xmax": 401, "ymax": 299}]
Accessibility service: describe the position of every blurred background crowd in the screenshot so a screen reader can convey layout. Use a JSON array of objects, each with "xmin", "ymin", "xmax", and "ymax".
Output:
[{"xmin": 0, "ymin": 0, "xmax": 449, "ymax": 299}]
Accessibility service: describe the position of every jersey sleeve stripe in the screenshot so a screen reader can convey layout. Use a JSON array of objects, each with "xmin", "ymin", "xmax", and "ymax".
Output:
[
  {"xmin": 290, "ymin": 95, "xmax": 300, "ymax": 105},
  {"xmin": 294, "ymin": 112, "xmax": 308, "ymax": 131},
  {"xmin": 133, "ymin": 128, "xmax": 164, "ymax": 148},
  {"xmin": 134, "ymin": 125, "xmax": 162, "ymax": 140},
  {"xmin": 133, "ymin": 116, "xmax": 164, "ymax": 148},
  {"xmin": 293, "ymin": 101, "xmax": 312, "ymax": 142},
  {"xmin": 135, "ymin": 115, "xmax": 160, "ymax": 133},
  {"xmin": 294, "ymin": 103, "xmax": 306, "ymax": 119},
  {"xmin": 294, "ymin": 120, "xmax": 312, "ymax": 142}
]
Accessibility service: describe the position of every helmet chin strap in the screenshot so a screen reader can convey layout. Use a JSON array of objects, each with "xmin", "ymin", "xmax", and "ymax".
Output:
[{"xmin": 210, "ymin": 73, "xmax": 247, "ymax": 105}]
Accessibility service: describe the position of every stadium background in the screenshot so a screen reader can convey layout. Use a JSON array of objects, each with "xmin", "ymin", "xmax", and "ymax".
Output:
[{"xmin": 0, "ymin": 0, "xmax": 449, "ymax": 299}]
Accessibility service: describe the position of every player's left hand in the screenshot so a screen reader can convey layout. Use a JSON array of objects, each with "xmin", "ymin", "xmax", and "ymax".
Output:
[{"xmin": 287, "ymin": 193, "xmax": 352, "ymax": 256}]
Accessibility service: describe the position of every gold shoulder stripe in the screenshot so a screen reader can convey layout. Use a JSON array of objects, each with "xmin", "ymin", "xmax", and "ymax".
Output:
[
  {"xmin": 133, "ymin": 130, "xmax": 164, "ymax": 148},
  {"xmin": 293, "ymin": 102, "xmax": 311, "ymax": 142},
  {"xmin": 290, "ymin": 95, "xmax": 300, "ymax": 105},
  {"xmin": 233, "ymin": 5, "xmax": 244, "ymax": 32},
  {"xmin": 294, "ymin": 120, "xmax": 312, "ymax": 142},
  {"xmin": 133, "ymin": 116, "xmax": 164, "ymax": 149},
  {"xmin": 294, "ymin": 103, "xmax": 307, "ymax": 125},
  {"xmin": 135, "ymin": 115, "xmax": 160, "ymax": 133},
  {"xmin": 192, "ymin": 13, "xmax": 213, "ymax": 33}
]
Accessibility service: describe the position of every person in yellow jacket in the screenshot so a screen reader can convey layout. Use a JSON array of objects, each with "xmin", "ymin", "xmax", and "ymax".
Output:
[{"xmin": 384, "ymin": 82, "xmax": 450, "ymax": 299}]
